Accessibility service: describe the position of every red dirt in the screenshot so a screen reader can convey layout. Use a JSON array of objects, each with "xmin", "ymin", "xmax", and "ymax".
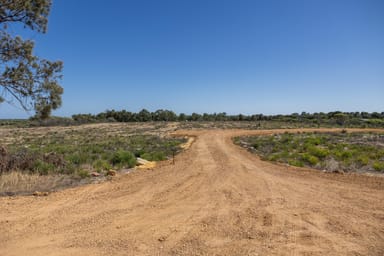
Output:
[{"xmin": 1, "ymin": 128, "xmax": 383, "ymax": 255}]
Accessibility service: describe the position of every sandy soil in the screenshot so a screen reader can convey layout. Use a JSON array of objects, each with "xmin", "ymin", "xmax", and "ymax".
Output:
[{"xmin": 1, "ymin": 128, "xmax": 383, "ymax": 256}]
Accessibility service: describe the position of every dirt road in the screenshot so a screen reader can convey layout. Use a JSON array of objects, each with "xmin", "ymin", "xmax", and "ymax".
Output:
[{"xmin": 1, "ymin": 129, "xmax": 383, "ymax": 255}]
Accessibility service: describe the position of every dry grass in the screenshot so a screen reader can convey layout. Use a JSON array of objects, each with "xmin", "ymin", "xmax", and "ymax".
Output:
[{"xmin": 0, "ymin": 171, "xmax": 84, "ymax": 196}]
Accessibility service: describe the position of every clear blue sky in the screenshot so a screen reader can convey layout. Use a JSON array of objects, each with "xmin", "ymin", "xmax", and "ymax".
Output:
[{"xmin": 1, "ymin": 0, "xmax": 383, "ymax": 118}]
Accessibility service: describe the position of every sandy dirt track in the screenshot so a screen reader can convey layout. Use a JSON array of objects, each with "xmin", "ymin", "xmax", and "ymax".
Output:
[{"xmin": 1, "ymin": 128, "xmax": 384, "ymax": 255}]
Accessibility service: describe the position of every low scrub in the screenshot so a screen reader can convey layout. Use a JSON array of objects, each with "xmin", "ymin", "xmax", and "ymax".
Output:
[
  {"xmin": 234, "ymin": 132, "xmax": 384, "ymax": 173},
  {"xmin": 0, "ymin": 125, "xmax": 186, "ymax": 179},
  {"xmin": 111, "ymin": 150, "xmax": 137, "ymax": 168}
]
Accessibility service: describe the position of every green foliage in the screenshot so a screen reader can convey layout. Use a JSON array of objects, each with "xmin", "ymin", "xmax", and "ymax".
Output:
[
  {"xmin": 67, "ymin": 110, "xmax": 384, "ymax": 129},
  {"xmin": 33, "ymin": 160, "xmax": 54, "ymax": 175},
  {"xmin": 111, "ymin": 150, "xmax": 136, "ymax": 168},
  {"xmin": 288, "ymin": 159, "xmax": 304, "ymax": 167},
  {"xmin": 76, "ymin": 169, "xmax": 90, "ymax": 179},
  {"xmin": 235, "ymin": 132, "xmax": 384, "ymax": 172},
  {"xmin": 357, "ymin": 156, "xmax": 369, "ymax": 166},
  {"xmin": 373, "ymin": 162, "xmax": 384, "ymax": 172},
  {"xmin": 0, "ymin": 124, "xmax": 186, "ymax": 178},
  {"xmin": 267, "ymin": 154, "xmax": 279, "ymax": 162},
  {"xmin": 67, "ymin": 153, "xmax": 88, "ymax": 165},
  {"xmin": 0, "ymin": 0, "xmax": 63, "ymax": 118},
  {"xmin": 93, "ymin": 159, "xmax": 111, "ymax": 172},
  {"xmin": 301, "ymin": 153, "xmax": 319, "ymax": 165},
  {"xmin": 140, "ymin": 152, "xmax": 166, "ymax": 161},
  {"xmin": 307, "ymin": 146, "xmax": 329, "ymax": 159},
  {"xmin": 4, "ymin": 110, "xmax": 382, "ymax": 128}
]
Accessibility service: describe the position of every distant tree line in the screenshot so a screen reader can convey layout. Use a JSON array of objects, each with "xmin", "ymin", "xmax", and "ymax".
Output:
[
  {"xmin": 1, "ymin": 110, "xmax": 382, "ymax": 128},
  {"xmin": 70, "ymin": 109, "xmax": 384, "ymax": 126}
]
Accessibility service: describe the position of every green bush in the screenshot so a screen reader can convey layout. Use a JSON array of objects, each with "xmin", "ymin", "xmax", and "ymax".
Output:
[
  {"xmin": 333, "ymin": 149, "xmax": 353, "ymax": 160},
  {"xmin": 373, "ymin": 161, "xmax": 384, "ymax": 172},
  {"xmin": 90, "ymin": 145, "xmax": 104, "ymax": 154},
  {"xmin": 267, "ymin": 154, "xmax": 279, "ymax": 161},
  {"xmin": 308, "ymin": 146, "xmax": 329, "ymax": 159},
  {"xmin": 304, "ymin": 136, "xmax": 322, "ymax": 146},
  {"xmin": 77, "ymin": 169, "xmax": 90, "ymax": 178},
  {"xmin": 111, "ymin": 150, "xmax": 136, "ymax": 168},
  {"xmin": 134, "ymin": 149, "xmax": 145, "ymax": 157},
  {"xmin": 67, "ymin": 153, "xmax": 88, "ymax": 165},
  {"xmin": 341, "ymin": 151, "xmax": 353, "ymax": 160},
  {"xmin": 288, "ymin": 159, "xmax": 304, "ymax": 167},
  {"xmin": 33, "ymin": 160, "xmax": 55, "ymax": 175},
  {"xmin": 93, "ymin": 159, "xmax": 111, "ymax": 172},
  {"xmin": 141, "ymin": 151, "xmax": 167, "ymax": 161},
  {"xmin": 357, "ymin": 156, "xmax": 369, "ymax": 166},
  {"xmin": 301, "ymin": 154, "xmax": 319, "ymax": 166}
]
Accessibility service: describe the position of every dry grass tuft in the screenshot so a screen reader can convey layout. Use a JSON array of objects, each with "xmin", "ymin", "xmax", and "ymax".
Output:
[{"xmin": 0, "ymin": 171, "xmax": 81, "ymax": 196}]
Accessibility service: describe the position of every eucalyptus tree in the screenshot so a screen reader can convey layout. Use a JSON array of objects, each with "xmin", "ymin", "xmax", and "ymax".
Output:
[{"xmin": 0, "ymin": 0, "xmax": 63, "ymax": 118}]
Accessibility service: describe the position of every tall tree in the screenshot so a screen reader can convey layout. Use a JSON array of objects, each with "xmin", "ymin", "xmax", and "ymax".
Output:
[{"xmin": 0, "ymin": 0, "xmax": 63, "ymax": 118}]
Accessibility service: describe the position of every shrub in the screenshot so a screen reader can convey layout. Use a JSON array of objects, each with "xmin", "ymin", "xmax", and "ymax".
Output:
[
  {"xmin": 90, "ymin": 145, "xmax": 104, "ymax": 154},
  {"xmin": 93, "ymin": 159, "xmax": 111, "ymax": 172},
  {"xmin": 357, "ymin": 156, "xmax": 369, "ymax": 166},
  {"xmin": 301, "ymin": 153, "xmax": 319, "ymax": 166},
  {"xmin": 134, "ymin": 149, "xmax": 145, "ymax": 157},
  {"xmin": 267, "ymin": 154, "xmax": 279, "ymax": 161},
  {"xmin": 33, "ymin": 160, "xmax": 55, "ymax": 175},
  {"xmin": 288, "ymin": 159, "xmax": 304, "ymax": 167},
  {"xmin": 373, "ymin": 161, "xmax": 384, "ymax": 172},
  {"xmin": 308, "ymin": 146, "xmax": 329, "ymax": 159},
  {"xmin": 77, "ymin": 169, "xmax": 90, "ymax": 178},
  {"xmin": 141, "ymin": 151, "xmax": 166, "ymax": 161},
  {"xmin": 305, "ymin": 136, "xmax": 322, "ymax": 145},
  {"xmin": 333, "ymin": 149, "xmax": 352, "ymax": 160},
  {"xmin": 111, "ymin": 150, "xmax": 136, "ymax": 168},
  {"xmin": 341, "ymin": 151, "xmax": 353, "ymax": 159},
  {"xmin": 67, "ymin": 153, "xmax": 88, "ymax": 165},
  {"xmin": 281, "ymin": 134, "xmax": 292, "ymax": 143},
  {"xmin": 252, "ymin": 142, "xmax": 260, "ymax": 149}
]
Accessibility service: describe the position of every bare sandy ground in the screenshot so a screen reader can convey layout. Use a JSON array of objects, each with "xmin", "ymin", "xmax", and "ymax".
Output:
[{"xmin": 1, "ymin": 128, "xmax": 383, "ymax": 255}]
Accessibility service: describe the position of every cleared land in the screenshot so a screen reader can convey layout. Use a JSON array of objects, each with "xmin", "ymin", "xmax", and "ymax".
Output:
[{"xmin": 1, "ymin": 128, "xmax": 384, "ymax": 255}]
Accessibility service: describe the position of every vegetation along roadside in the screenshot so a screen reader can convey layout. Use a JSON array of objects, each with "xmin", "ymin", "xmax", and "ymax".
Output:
[
  {"xmin": 234, "ymin": 131, "xmax": 384, "ymax": 173},
  {"xmin": 0, "ymin": 123, "xmax": 186, "ymax": 195}
]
